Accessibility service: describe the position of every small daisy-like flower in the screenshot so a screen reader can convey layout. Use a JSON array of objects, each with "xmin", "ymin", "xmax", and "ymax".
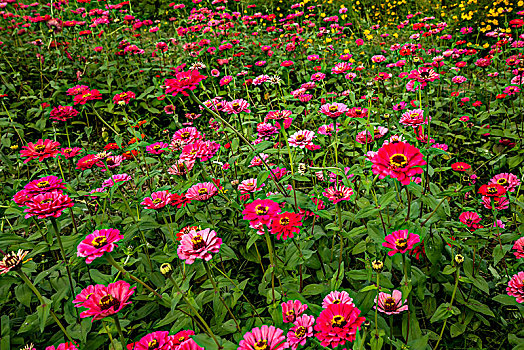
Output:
[
  {"xmin": 77, "ymin": 229, "xmax": 124, "ymax": 264},
  {"xmin": 382, "ymin": 229, "xmax": 420, "ymax": 256},
  {"xmin": 0, "ymin": 250, "xmax": 29, "ymax": 274},
  {"xmin": 323, "ymin": 185, "xmax": 354, "ymax": 204},
  {"xmin": 374, "ymin": 290, "xmax": 408, "ymax": 315},
  {"xmin": 177, "ymin": 228, "xmax": 222, "ymax": 264},
  {"xmin": 322, "ymin": 291, "xmax": 354, "ymax": 308}
]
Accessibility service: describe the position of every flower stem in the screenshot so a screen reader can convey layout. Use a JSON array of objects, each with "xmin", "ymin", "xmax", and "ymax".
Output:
[
  {"xmin": 105, "ymin": 254, "xmax": 162, "ymax": 299},
  {"xmin": 263, "ymin": 227, "xmax": 276, "ymax": 303},
  {"xmin": 375, "ymin": 272, "xmax": 380, "ymax": 339},
  {"xmin": 434, "ymin": 266, "xmax": 460, "ymax": 350},
  {"xmin": 113, "ymin": 315, "xmax": 126, "ymax": 348}
]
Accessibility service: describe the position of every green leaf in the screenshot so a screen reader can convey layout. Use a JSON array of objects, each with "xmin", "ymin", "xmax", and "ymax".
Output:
[
  {"xmin": 1, "ymin": 315, "xmax": 10, "ymax": 350},
  {"xmin": 37, "ymin": 297, "xmax": 51, "ymax": 332},
  {"xmin": 425, "ymin": 235, "xmax": 443, "ymax": 265},
  {"xmin": 301, "ymin": 283, "xmax": 326, "ymax": 296},
  {"xmin": 466, "ymin": 300, "xmax": 495, "ymax": 317},
  {"xmin": 493, "ymin": 294, "xmax": 519, "ymax": 306},
  {"xmin": 430, "ymin": 303, "xmax": 452, "ymax": 323},
  {"xmin": 15, "ymin": 283, "xmax": 32, "ymax": 308}
]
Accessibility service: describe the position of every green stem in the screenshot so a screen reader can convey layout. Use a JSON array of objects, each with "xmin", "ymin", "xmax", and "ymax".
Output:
[
  {"xmin": 113, "ymin": 315, "xmax": 126, "ymax": 348},
  {"xmin": 434, "ymin": 267, "xmax": 460, "ymax": 350},
  {"xmin": 264, "ymin": 227, "xmax": 276, "ymax": 303}
]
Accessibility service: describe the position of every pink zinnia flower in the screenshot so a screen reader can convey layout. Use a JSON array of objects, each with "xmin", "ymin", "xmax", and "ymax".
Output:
[
  {"xmin": 513, "ymin": 237, "xmax": 524, "ymax": 259},
  {"xmin": 172, "ymin": 127, "xmax": 203, "ymax": 146},
  {"xmin": 133, "ymin": 331, "xmax": 175, "ymax": 350},
  {"xmin": 50, "ymin": 105, "xmax": 79, "ymax": 122},
  {"xmin": 322, "ymin": 291, "xmax": 354, "ymax": 308},
  {"xmin": 45, "ymin": 343, "xmax": 78, "ymax": 350},
  {"xmin": 507, "ymin": 271, "xmax": 524, "ymax": 303},
  {"xmin": 219, "ymin": 75, "xmax": 233, "ymax": 86},
  {"xmin": 318, "ymin": 123, "xmax": 339, "ymax": 136},
  {"xmin": 323, "ymin": 185, "xmax": 354, "ymax": 204},
  {"xmin": 238, "ymin": 325, "xmax": 289, "ymax": 350},
  {"xmin": 146, "ymin": 142, "xmax": 169, "ymax": 155},
  {"xmin": 23, "ymin": 191, "xmax": 74, "ymax": 219},
  {"xmin": 171, "ymin": 330, "xmax": 196, "ymax": 347},
  {"xmin": 239, "ymin": 179, "xmax": 263, "ymax": 194},
  {"xmin": 164, "ymin": 70, "xmax": 207, "ymax": 97},
  {"xmin": 74, "ymin": 281, "xmax": 135, "ymax": 321},
  {"xmin": 319, "ymin": 103, "xmax": 348, "ymax": 118},
  {"xmin": 370, "ymin": 142, "xmax": 426, "ymax": 185},
  {"xmin": 314, "ymin": 303, "xmax": 365, "ymax": 348},
  {"xmin": 481, "ymin": 196, "xmax": 509, "ymax": 210},
  {"xmin": 177, "ymin": 228, "xmax": 222, "ymax": 264},
  {"xmin": 288, "ymin": 130, "xmax": 315, "ymax": 148},
  {"xmin": 399, "ymin": 109, "xmax": 430, "ymax": 127},
  {"xmin": 102, "ymin": 173, "xmax": 131, "ymax": 188},
  {"xmin": 73, "ymin": 89, "xmax": 102, "ymax": 105},
  {"xmin": 20, "ymin": 139, "xmax": 61, "ymax": 163},
  {"xmin": 185, "ymin": 182, "xmax": 218, "ymax": 201},
  {"xmin": 224, "ymin": 99, "xmax": 251, "ymax": 114},
  {"xmin": 282, "ymin": 300, "xmax": 308, "ymax": 323},
  {"xmin": 168, "ymin": 159, "xmax": 194, "ymax": 176},
  {"xmin": 287, "ymin": 315, "xmax": 315, "ymax": 350},
  {"xmin": 374, "ymin": 290, "xmax": 408, "ymax": 314},
  {"xmin": 60, "ymin": 147, "xmax": 83, "ymax": 159},
  {"xmin": 141, "ymin": 190, "xmax": 172, "ymax": 209},
  {"xmin": 177, "ymin": 339, "xmax": 204, "ymax": 350},
  {"xmin": 77, "ymin": 228, "xmax": 124, "ymax": 264},
  {"xmin": 489, "ymin": 173, "xmax": 521, "ymax": 192},
  {"xmin": 383, "ymin": 229, "xmax": 420, "ymax": 256},
  {"xmin": 243, "ymin": 199, "xmax": 281, "ymax": 226},
  {"xmin": 24, "ymin": 176, "xmax": 65, "ymax": 194},
  {"xmin": 76, "ymin": 154, "xmax": 101, "ymax": 171},
  {"xmin": 458, "ymin": 211, "xmax": 481, "ymax": 227},
  {"xmin": 113, "ymin": 91, "xmax": 136, "ymax": 105}
]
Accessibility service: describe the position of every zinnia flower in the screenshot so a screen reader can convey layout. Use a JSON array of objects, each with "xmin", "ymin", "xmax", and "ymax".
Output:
[
  {"xmin": 141, "ymin": 190, "xmax": 173, "ymax": 209},
  {"xmin": 224, "ymin": 99, "xmax": 251, "ymax": 114},
  {"xmin": 319, "ymin": 103, "xmax": 348, "ymax": 118},
  {"xmin": 370, "ymin": 142, "xmax": 426, "ymax": 185},
  {"xmin": 374, "ymin": 290, "xmax": 408, "ymax": 314},
  {"xmin": 133, "ymin": 331, "xmax": 175, "ymax": 350},
  {"xmin": 281, "ymin": 300, "xmax": 308, "ymax": 323},
  {"xmin": 74, "ymin": 280, "xmax": 135, "ymax": 321},
  {"xmin": 164, "ymin": 70, "xmax": 207, "ymax": 97},
  {"xmin": 23, "ymin": 191, "xmax": 74, "ymax": 219},
  {"xmin": 399, "ymin": 109, "xmax": 429, "ymax": 127},
  {"xmin": 382, "ymin": 229, "xmax": 420, "ymax": 256},
  {"xmin": 185, "ymin": 182, "xmax": 218, "ymax": 201},
  {"xmin": 271, "ymin": 212, "xmax": 303, "ymax": 240},
  {"xmin": 478, "ymin": 183, "xmax": 506, "ymax": 197},
  {"xmin": 322, "ymin": 291, "xmax": 354, "ymax": 308},
  {"xmin": 451, "ymin": 162, "xmax": 471, "ymax": 172},
  {"xmin": 60, "ymin": 147, "xmax": 83, "ymax": 159},
  {"xmin": 512, "ymin": 237, "xmax": 524, "ymax": 259},
  {"xmin": 77, "ymin": 228, "xmax": 124, "ymax": 264},
  {"xmin": 489, "ymin": 173, "xmax": 521, "ymax": 192},
  {"xmin": 323, "ymin": 185, "xmax": 354, "ymax": 204},
  {"xmin": 287, "ymin": 315, "xmax": 315, "ymax": 350},
  {"xmin": 314, "ymin": 303, "xmax": 365, "ymax": 348},
  {"xmin": 288, "ymin": 130, "xmax": 315, "ymax": 148},
  {"xmin": 506, "ymin": 271, "xmax": 524, "ymax": 303},
  {"xmin": 24, "ymin": 176, "xmax": 66, "ymax": 194},
  {"xmin": 458, "ymin": 211, "xmax": 481, "ymax": 227},
  {"xmin": 242, "ymin": 199, "xmax": 281, "ymax": 226},
  {"xmin": 0, "ymin": 250, "xmax": 29, "ymax": 274},
  {"xmin": 20, "ymin": 139, "xmax": 60, "ymax": 163},
  {"xmin": 238, "ymin": 325, "xmax": 289, "ymax": 350},
  {"xmin": 146, "ymin": 142, "xmax": 169, "ymax": 155},
  {"xmin": 177, "ymin": 228, "xmax": 222, "ymax": 264},
  {"xmin": 45, "ymin": 343, "xmax": 78, "ymax": 350}
]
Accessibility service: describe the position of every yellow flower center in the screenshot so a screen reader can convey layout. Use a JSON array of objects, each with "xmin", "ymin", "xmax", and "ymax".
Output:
[
  {"xmin": 99, "ymin": 295, "xmax": 119, "ymax": 310},
  {"xmin": 295, "ymin": 134, "xmax": 305, "ymax": 141},
  {"xmin": 152, "ymin": 198, "xmax": 162, "ymax": 204},
  {"xmin": 198, "ymin": 188, "xmax": 208, "ymax": 194},
  {"xmin": 91, "ymin": 236, "xmax": 108, "ymax": 248},
  {"xmin": 34, "ymin": 145, "xmax": 46, "ymax": 152},
  {"xmin": 255, "ymin": 205, "xmax": 269, "ymax": 215},
  {"xmin": 389, "ymin": 154, "xmax": 408, "ymax": 168},
  {"xmin": 295, "ymin": 326, "xmax": 306, "ymax": 338},
  {"xmin": 254, "ymin": 340, "xmax": 268, "ymax": 350},
  {"xmin": 148, "ymin": 339, "xmax": 159, "ymax": 349},
  {"xmin": 329, "ymin": 105, "xmax": 338, "ymax": 112},
  {"xmin": 37, "ymin": 181, "xmax": 50, "ymax": 188},
  {"xmin": 395, "ymin": 238, "xmax": 408, "ymax": 250},
  {"xmin": 497, "ymin": 178, "xmax": 507, "ymax": 185},
  {"xmin": 191, "ymin": 235, "xmax": 205, "ymax": 249},
  {"xmin": 331, "ymin": 315, "xmax": 347, "ymax": 328},
  {"xmin": 280, "ymin": 217, "xmax": 290, "ymax": 226}
]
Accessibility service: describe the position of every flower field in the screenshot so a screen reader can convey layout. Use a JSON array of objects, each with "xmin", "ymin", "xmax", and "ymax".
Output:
[{"xmin": 1, "ymin": 0, "xmax": 524, "ymax": 349}]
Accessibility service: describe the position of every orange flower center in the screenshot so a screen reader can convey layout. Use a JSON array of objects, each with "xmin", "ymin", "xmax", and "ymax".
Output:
[
  {"xmin": 329, "ymin": 105, "xmax": 338, "ymax": 112},
  {"xmin": 295, "ymin": 134, "xmax": 305, "ymax": 141}
]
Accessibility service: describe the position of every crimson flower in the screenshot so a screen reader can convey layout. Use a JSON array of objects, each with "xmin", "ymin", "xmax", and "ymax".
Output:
[
  {"xmin": 164, "ymin": 70, "xmax": 207, "ymax": 97},
  {"xmin": 478, "ymin": 183, "xmax": 506, "ymax": 197}
]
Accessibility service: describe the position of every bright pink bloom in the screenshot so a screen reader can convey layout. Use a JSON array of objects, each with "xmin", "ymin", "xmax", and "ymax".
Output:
[
  {"xmin": 24, "ymin": 176, "xmax": 65, "ymax": 194},
  {"xmin": 76, "ymin": 154, "xmax": 101, "ymax": 171},
  {"xmin": 242, "ymin": 199, "xmax": 281, "ymax": 226},
  {"xmin": 319, "ymin": 103, "xmax": 348, "ymax": 118},
  {"xmin": 513, "ymin": 237, "xmax": 524, "ymax": 259},
  {"xmin": 458, "ymin": 211, "xmax": 481, "ymax": 227},
  {"xmin": 281, "ymin": 300, "xmax": 308, "ymax": 323},
  {"xmin": 507, "ymin": 271, "xmax": 524, "ymax": 303},
  {"xmin": 60, "ymin": 147, "xmax": 83, "ymax": 159},
  {"xmin": 103, "ymin": 173, "xmax": 131, "ymax": 187},
  {"xmin": 224, "ymin": 99, "xmax": 251, "ymax": 114},
  {"xmin": 141, "ymin": 190, "xmax": 172, "ymax": 209},
  {"xmin": 177, "ymin": 227, "xmax": 222, "ymax": 264},
  {"xmin": 323, "ymin": 185, "xmax": 354, "ymax": 204},
  {"xmin": 171, "ymin": 330, "xmax": 196, "ymax": 346},
  {"xmin": 382, "ymin": 229, "xmax": 420, "ymax": 256},
  {"xmin": 314, "ymin": 303, "xmax": 365, "ymax": 348},
  {"xmin": 238, "ymin": 325, "xmax": 289, "ymax": 350},
  {"xmin": 374, "ymin": 290, "xmax": 408, "ymax": 314},
  {"xmin": 185, "ymin": 182, "xmax": 218, "ymax": 201},
  {"xmin": 482, "ymin": 196, "xmax": 509, "ymax": 210},
  {"xmin": 322, "ymin": 291, "xmax": 354, "ymax": 308},
  {"xmin": 239, "ymin": 179, "xmax": 263, "ymax": 194},
  {"xmin": 74, "ymin": 281, "xmax": 135, "ymax": 321},
  {"xmin": 489, "ymin": 173, "xmax": 521, "ymax": 192},
  {"xmin": 73, "ymin": 89, "xmax": 102, "ymax": 105},
  {"xmin": 146, "ymin": 142, "xmax": 169, "ymax": 155},
  {"xmin": 370, "ymin": 142, "xmax": 426, "ymax": 185},
  {"xmin": 164, "ymin": 70, "xmax": 207, "ymax": 97},
  {"xmin": 45, "ymin": 343, "xmax": 78, "ymax": 350},
  {"xmin": 50, "ymin": 105, "xmax": 79, "ymax": 122},
  {"xmin": 77, "ymin": 228, "xmax": 123, "ymax": 264},
  {"xmin": 133, "ymin": 331, "xmax": 175, "ymax": 350},
  {"xmin": 287, "ymin": 315, "xmax": 315, "ymax": 350},
  {"xmin": 178, "ymin": 339, "xmax": 204, "ymax": 350},
  {"xmin": 20, "ymin": 139, "xmax": 60, "ymax": 163},
  {"xmin": 399, "ymin": 109, "xmax": 430, "ymax": 127},
  {"xmin": 288, "ymin": 130, "xmax": 315, "ymax": 148},
  {"xmin": 113, "ymin": 91, "xmax": 136, "ymax": 105},
  {"xmin": 271, "ymin": 212, "xmax": 303, "ymax": 240},
  {"xmin": 168, "ymin": 159, "xmax": 194, "ymax": 176},
  {"xmin": 172, "ymin": 127, "xmax": 203, "ymax": 146},
  {"xmin": 23, "ymin": 191, "xmax": 74, "ymax": 219}
]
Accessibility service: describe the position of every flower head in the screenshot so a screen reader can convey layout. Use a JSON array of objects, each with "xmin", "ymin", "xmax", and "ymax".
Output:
[
  {"xmin": 323, "ymin": 185, "xmax": 354, "ymax": 204},
  {"xmin": 374, "ymin": 290, "xmax": 408, "ymax": 314},
  {"xmin": 164, "ymin": 70, "xmax": 207, "ymax": 97},
  {"xmin": 238, "ymin": 325, "xmax": 289, "ymax": 350},
  {"xmin": 287, "ymin": 315, "xmax": 315, "ymax": 350},
  {"xmin": 319, "ymin": 103, "xmax": 348, "ymax": 118},
  {"xmin": 20, "ymin": 139, "xmax": 61, "ymax": 163},
  {"xmin": 74, "ymin": 281, "xmax": 135, "ymax": 321},
  {"xmin": 288, "ymin": 130, "xmax": 315, "ymax": 148},
  {"xmin": 77, "ymin": 229, "xmax": 124, "ymax": 264},
  {"xmin": 177, "ymin": 228, "xmax": 222, "ymax": 264},
  {"xmin": 382, "ymin": 229, "xmax": 420, "ymax": 256},
  {"xmin": 185, "ymin": 182, "xmax": 218, "ymax": 201},
  {"xmin": 281, "ymin": 300, "xmax": 308, "ymax": 323},
  {"xmin": 507, "ymin": 271, "xmax": 524, "ymax": 303},
  {"xmin": 512, "ymin": 237, "xmax": 524, "ymax": 259},
  {"xmin": 24, "ymin": 176, "xmax": 66, "ymax": 194},
  {"xmin": 141, "ymin": 190, "xmax": 173, "ymax": 209},
  {"xmin": 23, "ymin": 191, "xmax": 74, "ymax": 219},
  {"xmin": 271, "ymin": 212, "xmax": 303, "ymax": 240},
  {"xmin": 0, "ymin": 250, "xmax": 29, "ymax": 274},
  {"xmin": 314, "ymin": 303, "xmax": 365, "ymax": 348},
  {"xmin": 322, "ymin": 291, "xmax": 354, "ymax": 308},
  {"xmin": 242, "ymin": 199, "xmax": 281, "ymax": 226},
  {"xmin": 489, "ymin": 173, "xmax": 520, "ymax": 192},
  {"xmin": 370, "ymin": 142, "xmax": 426, "ymax": 185}
]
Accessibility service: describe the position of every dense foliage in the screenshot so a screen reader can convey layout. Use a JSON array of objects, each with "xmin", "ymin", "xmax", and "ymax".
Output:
[{"xmin": 1, "ymin": 0, "xmax": 524, "ymax": 349}]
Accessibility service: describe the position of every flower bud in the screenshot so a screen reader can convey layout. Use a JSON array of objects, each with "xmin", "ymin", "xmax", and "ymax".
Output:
[
  {"xmin": 454, "ymin": 254, "xmax": 464, "ymax": 265},
  {"xmin": 160, "ymin": 263, "xmax": 173, "ymax": 276},
  {"xmin": 372, "ymin": 259, "xmax": 383, "ymax": 271}
]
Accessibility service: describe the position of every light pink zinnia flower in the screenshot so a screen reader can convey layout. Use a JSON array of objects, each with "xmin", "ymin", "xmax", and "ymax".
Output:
[
  {"xmin": 172, "ymin": 127, "xmax": 203, "ymax": 146},
  {"xmin": 319, "ymin": 103, "xmax": 348, "ymax": 118},
  {"xmin": 239, "ymin": 179, "xmax": 263, "ymax": 194},
  {"xmin": 287, "ymin": 315, "xmax": 315, "ymax": 350},
  {"xmin": 489, "ymin": 173, "xmax": 521, "ymax": 192},
  {"xmin": 238, "ymin": 325, "xmax": 289, "ymax": 350},
  {"xmin": 24, "ymin": 176, "xmax": 66, "ymax": 194},
  {"xmin": 141, "ymin": 190, "xmax": 173, "ymax": 209},
  {"xmin": 74, "ymin": 280, "xmax": 135, "ymax": 321},
  {"xmin": 507, "ymin": 271, "xmax": 524, "ymax": 303},
  {"xmin": 23, "ymin": 191, "xmax": 74, "ymax": 219},
  {"xmin": 102, "ymin": 173, "xmax": 131, "ymax": 187},
  {"xmin": 322, "ymin": 291, "xmax": 354, "ymax": 308},
  {"xmin": 282, "ymin": 300, "xmax": 308, "ymax": 323},
  {"xmin": 399, "ymin": 109, "xmax": 430, "ymax": 127},
  {"xmin": 168, "ymin": 159, "xmax": 195, "ymax": 175},
  {"xmin": 288, "ymin": 130, "xmax": 315, "ymax": 148},
  {"xmin": 323, "ymin": 185, "xmax": 354, "ymax": 204},
  {"xmin": 224, "ymin": 99, "xmax": 251, "ymax": 114},
  {"xmin": 185, "ymin": 182, "xmax": 218, "ymax": 201},
  {"xmin": 77, "ymin": 228, "xmax": 124, "ymax": 264},
  {"xmin": 382, "ymin": 229, "xmax": 420, "ymax": 256},
  {"xmin": 177, "ymin": 228, "xmax": 222, "ymax": 264},
  {"xmin": 374, "ymin": 290, "xmax": 408, "ymax": 314}
]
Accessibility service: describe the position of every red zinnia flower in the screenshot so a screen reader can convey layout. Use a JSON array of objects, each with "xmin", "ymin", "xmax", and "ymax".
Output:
[
  {"xmin": 451, "ymin": 162, "xmax": 471, "ymax": 172},
  {"xmin": 271, "ymin": 212, "xmax": 303, "ymax": 240},
  {"xmin": 20, "ymin": 139, "xmax": 61, "ymax": 163},
  {"xmin": 478, "ymin": 183, "xmax": 506, "ymax": 197},
  {"xmin": 23, "ymin": 191, "xmax": 74, "ymax": 219}
]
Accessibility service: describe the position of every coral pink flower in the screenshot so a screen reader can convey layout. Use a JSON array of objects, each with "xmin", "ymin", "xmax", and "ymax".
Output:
[
  {"xmin": 172, "ymin": 127, "xmax": 203, "ymax": 146},
  {"xmin": 77, "ymin": 228, "xmax": 123, "ymax": 264},
  {"xmin": 382, "ymin": 229, "xmax": 420, "ymax": 256},
  {"xmin": 164, "ymin": 70, "xmax": 207, "ymax": 97},
  {"xmin": 76, "ymin": 154, "xmax": 101, "ymax": 171},
  {"xmin": 506, "ymin": 271, "xmax": 524, "ymax": 303},
  {"xmin": 141, "ymin": 190, "xmax": 173, "ymax": 209},
  {"xmin": 45, "ymin": 343, "xmax": 79, "ymax": 350},
  {"xmin": 399, "ymin": 109, "xmax": 430, "ymax": 127},
  {"xmin": 177, "ymin": 228, "xmax": 222, "ymax": 264},
  {"xmin": 322, "ymin": 291, "xmax": 354, "ymax": 308},
  {"xmin": 458, "ymin": 211, "xmax": 481, "ymax": 227},
  {"xmin": 374, "ymin": 290, "xmax": 408, "ymax": 314},
  {"xmin": 73, "ymin": 88, "xmax": 102, "ymax": 105},
  {"xmin": 282, "ymin": 300, "xmax": 308, "ymax": 323},
  {"xmin": 489, "ymin": 173, "xmax": 521, "ymax": 192},
  {"xmin": 224, "ymin": 99, "xmax": 251, "ymax": 114},
  {"xmin": 133, "ymin": 331, "xmax": 175, "ymax": 350},
  {"xmin": 271, "ymin": 212, "xmax": 303, "ymax": 240},
  {"xmin": 287, "ymin": 315, "xmax": 315, "ymax": 350},
  {"xmin": 513, "ymin": 237, "xmax": 524, "ymax": 259},
  {"xmin": 171, "ymin": 330, "xmax": 196, "ymax": 346},
  {"xmin": 60, "ymin": 147, "xmax": 83, "ymax": 159},
  {"xmin": 185, "ymin": 182, "xmax": 218, "ymax": 201},
  {"xmin": 23, "ymin": 191, "xmax": 74, "ymax": 219},
  {"xmin": 319, "ymin": 103, "xmax": 348, "ymax": 118},
  {"xmin": 20, "ymin": 139, "xmax": 61, "ymax": 163},
  {"xmin": 323, "ymin": 185, "xmax": 354, "ymax": 204},
  {"xmin": 24, "ymin": 176, "xmax": 66, "ymax": 194},
  {"xmin": 243, "ymin": 199, "xmax": 281, "ymax": 226},
  {"xmin": 346, "ymin": 107, "xmax": 368, "ymax": 118},
  {"xmin": 146, "ymin": 142, "xmax": 169, "ymax": 155},
  {"xmin": 288, "ymin": 130, "xmax": 315, "ymax": 148},
  {"xmin": 238, "ymin": 325, "xmax": 289, "ymax": 350},
  {"xmin": 370, "ymin": 142, "xmax": 426, "ymax": 185},
  {"xmin": 168, "ymin": 159, "xmax": 194, "ymax": 176},
  {"xmin": 74, "ymin": 281, "xmax": 135, "ymax": 321},
  {"xmin": 314, "ymin": 303, "xmax": 365, "ymax": 348}
]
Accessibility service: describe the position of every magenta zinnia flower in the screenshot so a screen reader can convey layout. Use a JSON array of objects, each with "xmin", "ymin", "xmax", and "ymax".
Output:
[
  {"xmin": 224, "ymin": 99, "xmax": 251, "ymax": 114},
  {"xmin": 77, "ymin": 228, "xmax": 124, "ymax": 264},
  {"xmin": 23, "ymin": 191, "xmax": 74, "ymax": 219},
  {"xmin": 399, "ymin": 109, "xmax": 430, "ymax": 127},
  {"xmin": 507, "ymin": 271, "xmax": 524, "ymax": 303},
  {"xmin": 322, "ymin": 291, "xmax": 354, "ymax": 308},
  {"xmin": 323, "ymin": 185, "xmax": 354, "ymax": 204},
  {"xmin": 314, "ymin": 303, "xmax": 365, "ymax": 348},
  {"xmin": 281, "ymin": 300, "xmax": 308, "ymax": 323},
  {"xmin": 141, "ymin": 190, "xmax": 172, "ymax": 209},
  {"xmin": 242, "ymin": 199, "xmax": 281, "ymax": 226},
  {"xmin": 489, "ymin": 173, "xmax": 521, "ymax": 192},
  {"xmin": 20, "ymin": 139, "xmax": 61, "ymax": 163},
  {"xmin": 50, "ymin": 105, "xmax": 79, "ymax": 122},
  {"xmin": 146, "ymin": 142, "xmax": 169, "ymax": 155},
  {"xmin": 287, "ymin": 315, "xmax": 315, "ymax": 350},
  {"xmin": 177, "ymin": 228, "xmax": 222, "ymax": 264},
  {"xmin": 45, "ymin": 343, "xmax": 78, "ymax": 350},
  {"xmin": 370, "ymin": 142, "xmax": 426, "ymax": 185},
  {"xmin": 185, "ymin": 182, "xmax": 218, "ymax": 201},
  {"xmin": 458, "ymin": 211, "xmax": 481, "ymax": 227},
  {"xmin": 164, "ymin": 70, "xmax": 207, "ymax": 97},
  {"xmin": 74, "ymin": 280, "xmax": 135, "ymax": 321},
  {"xmin": 134, "ymin": 331, "xmax": 175, "ymax": 350},
  {"xmin": 238, "ymin": 325, "xmax": 289, "ymax": 350},
  {"xmin": 288, "ymin": 130, "xmax": 315, "ymax": 148},
  {"xmin": 382, "ymin": 229, "xmax": 420, "ymax": 256},
  {"xmin": 513, "ymin": 237, "xmax": 524, "ymax": 259},
  {"xmin": 374, "ymin": 290, "xmax": 408, "ymax": 314},
  {"xmin": 24, "ymin": 175, "xmax": 66, "ymax": 194}
]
